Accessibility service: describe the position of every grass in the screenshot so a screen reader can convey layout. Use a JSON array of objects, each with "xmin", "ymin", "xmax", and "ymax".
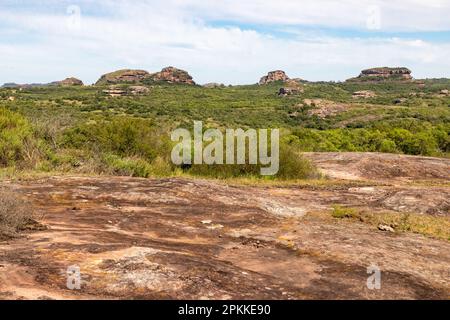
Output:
[
  {"xmin": 328, "ymin": 205, "xmax": 450, "ymax": 241},
  {"xmin": 331, "ymin": 205, "xmax": 360, "ymax": 219},
  {"xmin": 0, "ymin": 189, "xmax": 39, "ymax": 240}
]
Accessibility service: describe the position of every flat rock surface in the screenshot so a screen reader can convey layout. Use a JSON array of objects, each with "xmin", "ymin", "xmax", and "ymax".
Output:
[{"xmin": 0, "ymin": 153, "xmax": 449, "ymax": 300}]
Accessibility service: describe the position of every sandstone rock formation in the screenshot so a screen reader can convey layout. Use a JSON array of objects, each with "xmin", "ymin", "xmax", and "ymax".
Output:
[
  {"xmin": 95, "ymin": 69, "xmax": 150, "ymax": 85},
  {"xmin": 129, "ymin": 85, "xmax": 150, "ymax": 95},
  {"xmin": 349, "ymin": 67, "xmax": 412, "ymax": 82},
  {"xmin": 102, "ymin": 85, "xmax": 150, "ymax": 97},
  {"xmin": 95, "ymin": 67, "xmax": 195, "ymax": 86},
  {"xmin": 259, "ymin": 70, "xmax": 289, "ymax": 85},
  {"xmin": 54, "ymin": 77, "xmax": 84, "ymax": 86},
  {"xmin": 149, "ymin": 66, "xmax": 195, "ymax": 85},
  {"xmin": 352, "ymin": 90, "xmax": 376, "ymax": 99},
  {"xmin": 102, "ymin": 86, "xmax": 127, "ymax": 97}
]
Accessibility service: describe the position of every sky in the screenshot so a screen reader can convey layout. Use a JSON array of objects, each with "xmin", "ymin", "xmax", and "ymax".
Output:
[{"xmin": 1, "ymin": 0, "xmax": 450, "ymax": 85}]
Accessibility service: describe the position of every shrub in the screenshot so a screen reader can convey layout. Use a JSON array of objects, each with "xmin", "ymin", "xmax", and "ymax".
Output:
[
  {"xmin": 0, "ymin": 189, "xmax": 35, "ymax": 239},
  {"xmin": 103, "ymin": 154, "xmax": 153, "ymax": 178},
  {"xmin": 62, "ymin": 117, "xmax": 172, "ymax": 162},
  {"xmin": 187, "ymin": 143, "xmax": 317, "ymax": 180},
  {"xmin": 0, "ymin": 108, "xmax": 34, "ymax": 166}
]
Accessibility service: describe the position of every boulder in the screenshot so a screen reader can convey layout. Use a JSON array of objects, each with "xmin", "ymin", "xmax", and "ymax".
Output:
[
  {"xmin": 129, "ymin": 85, "xmax": 150, "ymax": 95},
  {"xmin": 439, "ymin": 89, "xmax": 449, "ymax": 96},
  {"xmin": 393, "ymin": 98, "xmax": 407, "ymax": 104},
  {"xmin": 278, "ymin": 79, "xmax": 304, "ymax": 96},
  {"xmin": 95, "ymin": 69, "xmax": 150, "ymax": 85},
  {"xmin": 259, "ymin": 70, "xmax": 289, "ymax": 85},
  {"xmin": 378, "ymin": 224, "xmax": 395, "ymax": 232}
]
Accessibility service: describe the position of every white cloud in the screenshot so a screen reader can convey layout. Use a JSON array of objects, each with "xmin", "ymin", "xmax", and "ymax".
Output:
[{"xmin": 0, "ymin": 0, "xmax": 449, "ymax": 84}]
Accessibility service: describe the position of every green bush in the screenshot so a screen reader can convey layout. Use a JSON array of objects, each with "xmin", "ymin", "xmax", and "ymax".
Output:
[
  {"xmin": 290, "ymin": 124, "xmax": 448, "ymax": 156},
  {"xmin": 0, "ymin": 108, "xmax": 34, "ymax": 166},
  {"xmin": 187, "ymin": 143, "xmax": 317, "ymax": 180},
  {"xmin": 103, "ymin": 154, "xmax": 153, "ymax": 178},
  {"xmin": 62, "ymin": 117, "xmax": 172, "ymax": 162}
]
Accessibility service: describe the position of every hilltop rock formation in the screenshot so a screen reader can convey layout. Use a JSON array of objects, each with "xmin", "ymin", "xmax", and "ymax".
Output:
[
  {"xmin": 348, "ymin": 67, "xmax": 412, "ymax": 82},
  {"xmin": 95, "ymin": 67, "xmax": 195, "ymax": 86},
  {"xmin": 259, "ymin": 70, "xmax": 289, "ymax": 85},
  {"xmin": 53, "ymin": 77, "xmax": 84, "ymax": 86},
  {"xmin": 95, "ymin": 69, "xmax": 150, "ymax": 85},
  {"xmin": 149, "ymin": 67, "xmax": 195, "ymax": 85}
]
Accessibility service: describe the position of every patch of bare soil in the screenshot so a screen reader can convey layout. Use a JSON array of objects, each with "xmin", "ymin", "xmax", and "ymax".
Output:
[
  {"xmin": 304, "ymin": 99, "xmax": 354, "ymax": 118},
  {"xmin": 0, "ymin": 153, "xmax": 449, "ymax": 300}
]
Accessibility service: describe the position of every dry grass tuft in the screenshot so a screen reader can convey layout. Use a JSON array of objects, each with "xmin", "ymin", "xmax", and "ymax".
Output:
[
  {"xmin": 326, "ymin": 205, "xmax": 450, "ymax": 241},
  {"xmin": 0, "ymin": 189, "xmax": 42, "ymax": 240}
]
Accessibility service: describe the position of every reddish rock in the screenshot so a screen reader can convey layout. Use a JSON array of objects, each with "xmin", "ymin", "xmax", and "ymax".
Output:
[
  {"xmin": 150, "ymin": 67, "xmax": 195, "ymax": 85},
  {"xmin": 259, "ymin": 70, "xmax": 289, "ymax": 85},
  {"xmin": 57, "ymin": 77, "xmax": 84, "ymax": 86},
  {"xmin": 95, "ymin": 69, "xmax": 150, "ymax": 85},
  {"xmin": 349, "ymin": 67, "xmax": 413, "ymax": 82}
]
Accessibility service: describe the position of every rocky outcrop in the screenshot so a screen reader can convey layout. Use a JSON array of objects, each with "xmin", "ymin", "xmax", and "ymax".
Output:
[
  {"xmin": 129, "ymin": 85, "xmax": 150, "ymax": 95},
  {"xmin": 95, "ymin": 69, "xmax": 150, "ymax": 85},
  {"xmin": 149, "ymin": 67, "xmax": 195, "ymax": 85},
  {"xmin": 95, "ymin": 67, "xmax": 196, "ymax": 86},
  {"xmin": 102, "ymin": 85, "xmax": 150, "ymax": 97},
  {"xmin": 278, "ymin": 79, "xmax": 304, "ymax": 96},
  {"xmin": 352, "ymin": 90, "xmax": 376, "ymax": 99},
  {"xmin": 53, "ymin": 77, "xmax": 84, "ymax": 86},
  {"xmin": 349, "ymin": 67, "xmax": 412, "ymax": 82},
  {"xmin": 259, "ymin": 70, "xmax": 289, "ymax": 85}
]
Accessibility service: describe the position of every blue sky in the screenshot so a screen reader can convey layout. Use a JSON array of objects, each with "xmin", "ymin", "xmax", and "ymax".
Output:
[{"xmin": 1, "ymin": 0, "xmax": 450, "ymax": 85}]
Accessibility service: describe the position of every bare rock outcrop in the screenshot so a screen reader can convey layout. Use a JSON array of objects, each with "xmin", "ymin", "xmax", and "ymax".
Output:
[
  {"xmin": 55, "ymin": 77, "xmax": 84, "ymax": 86},
  {"xmin": 348, "ymin": 67, "xmax": 412, "ymax": 82},
  {"xmin": 95, "ymin": 69, "xmax": 150, "ymax": 85},
  {"xmin": 278, "ymin": 79, "xmax": 304, "ymax": 96},
  {"xmin": 102, "ymin": 85, "xmax": 150, "ymax": 97},
  {"xmin": 149, "ymin": 67, "xmax": 195, "ymax": 85},
  {"xmin": 259, "ymin": 70, "xmax": 289, "ymax": 85},
  {"xmin": 352, "ymin": 90, "xmax": 376, "ymax": 99}
]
